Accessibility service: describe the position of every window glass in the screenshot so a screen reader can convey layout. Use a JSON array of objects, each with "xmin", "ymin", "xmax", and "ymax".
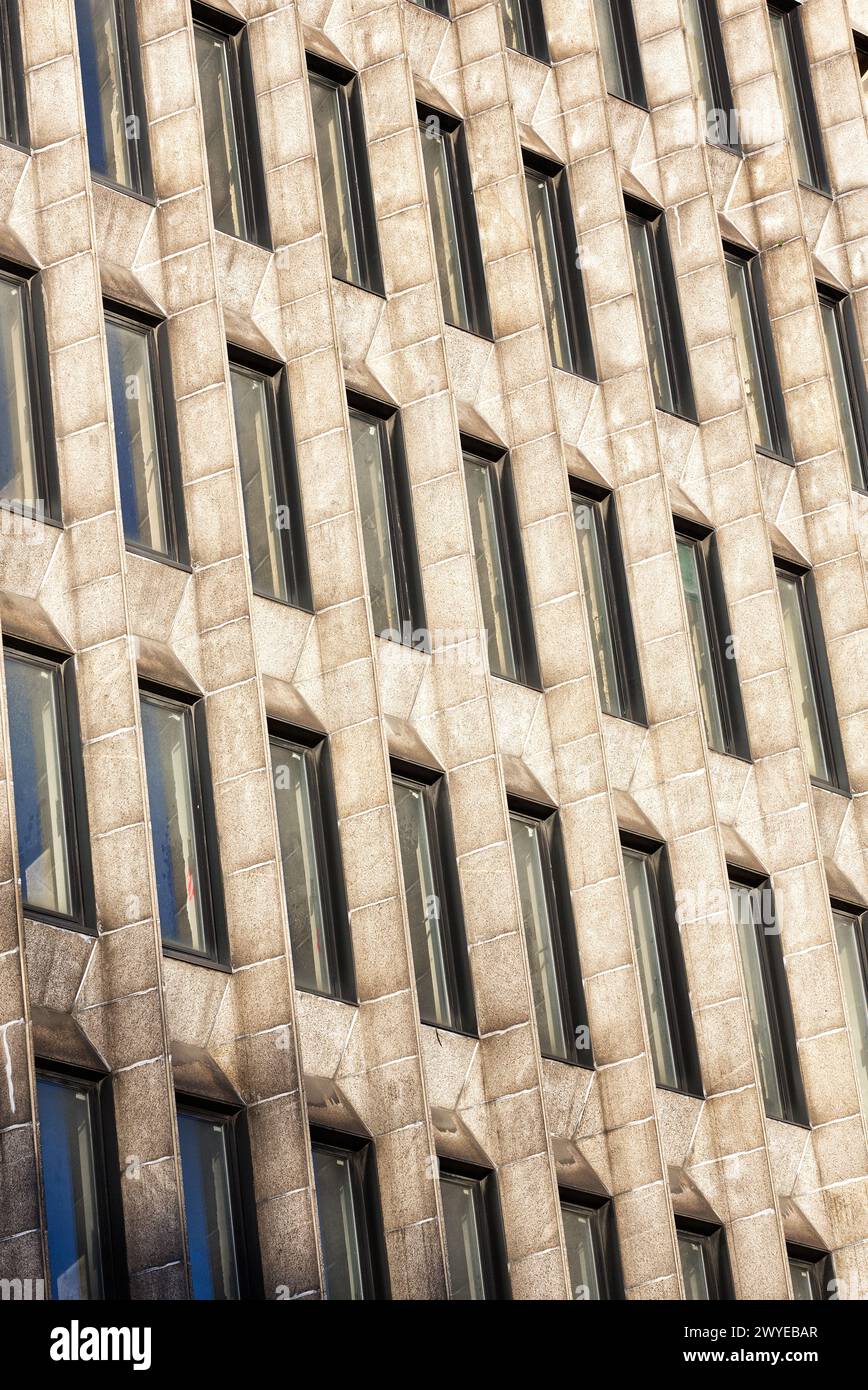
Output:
[
  {"xmin": 141, "ymin": 695, "xmax": 208, "ymax": 953},
  {"xmin": 574, "ymin": 497, "xmax": 623, "ymax": 715},
  {"xmin": 310, "ymin": 77, "xmax": 361, "ymax": 285},
  {"xmin": 0, "ymin": 276, "xmax": 39, "ymax": 505},
  {"xmin": 678, "ymin": 1232, "xmax": 710, "ymax": 1299},
  {"xmin": 628, "ymin": 218, "xmax": 675, "ymax": 414},
  {"xmin": 441, "ymin": 1174, "xmax": 487, "ymax": 1299},
  {"xmin": 6, "ymin": 655, "xmax": 76, "ymax": 917},
  {"xmin": 510, "ymin": 815, "xmax": 570, "ymax": 1060},
  {"xmin": 74, "ymin": 0, "xmax": 135, "ymax": 188},
  {"xmin": 178, "ymin": 1112, "xmax": 239, "ymax": 1300},
  {"xmin": 349, "ymin": 412, "xmax": 400, "ymax": 638},
  {"xmin": 789, "ymin": 1259, "xmax": 816, "ymax": 1300},
  {"xmin": 195, "ymin": 26, "xmax": 247, "ymax": 239},
  {"xmin": 769, "ymin": 9, "xmax": 812, "ymax": 185},
  {"xmin": 678, "ymin": 538, "xmax": 725, "ymax": 751},
  {"xmin": 526, "ymin": 171, "xmax": 573, "ymax": 371},
  {"xmin": 270, "ymin": 740, "xmax": 334, "ymax": 996},
  {"xmin": 819, "ymin": 299, "xmax": 863, "ymax": 489},
  {"xmin": 230, "ymin": 366, "xmax": 289, "ymax": 600},
  {"xmin": 37, "ymin": 1075, "xmax": 104, "ymax": 1299},
  {"xmin": 562, "ymin": 1204, "xmax": 601, "ymax": 1300},
  {"xmin": 464, "ymin": 456, "xmax": 517, "ymax": 680},
  {"xmin": 832, "ymin": 911, "xmax": 868, "ymax": 1116},
  {"xmin": 776, "ymin": 571, "xmax": 830, "ymax": 783},
  {"xmin": 726, "ymin": 258, "xmax": 774, "ymax": 452},
  {"xmin": 623, "ymin": 849, "xmax": 679, "ymax": 1088},
  {"xmin": 683, "ymin": 0, "xmax": 715, "ymax": 117},
  {"xmin": 594, "ymin": 0, "xmax": 625, "ymax": 98},
  {"xmin": 313, "ymin": 1146, "xmax": 365, "ymax": 1300},
  {"xmin": 501, "ymin": 0, "xmax": 526, "ymax": 52},
  {"xmin": 420, "ymin": 124, "xmax": 469, "ymax": 331},
  {"xmin": 730, "ymin": 883, "xmax": 785, "ymax": 1120},
  {"xmin": 393, "ymin": 778, "xmax": 454, "ymax": 1028},
  {"xmin": 106, "ymin": 317, "xmax": 167, "ymax": 554}
]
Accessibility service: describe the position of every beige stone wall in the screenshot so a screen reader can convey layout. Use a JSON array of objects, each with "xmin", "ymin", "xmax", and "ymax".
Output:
[{"xmin": 0, "ymin": 0, "xmax": 865, "ymax": 1299}]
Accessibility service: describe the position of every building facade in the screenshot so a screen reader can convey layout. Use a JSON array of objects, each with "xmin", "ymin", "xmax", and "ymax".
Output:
[{"xmin": 0, "ymin": 0, "xmax": 867, "ymax": 1301}]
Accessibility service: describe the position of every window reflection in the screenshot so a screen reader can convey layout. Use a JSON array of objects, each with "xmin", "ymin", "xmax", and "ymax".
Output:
[
  {"xmin": 141, "ymin": 695, "xmax": 208, "ymax": 953},
  {"xmin": 37, "ymin": 1075, "xmax": 104, "ymax": 1300},
  {"xmin": 178, "ymin": 1112, "xmax": 240, "ymax": 1300}
]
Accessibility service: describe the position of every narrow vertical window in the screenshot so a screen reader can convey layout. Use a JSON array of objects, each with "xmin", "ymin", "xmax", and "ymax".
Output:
[
  {"xmin": 312, "ymin": 1135, "xmax": 389, "ymax": 1300},
  {"xmin": 724, "ymin": 247, "xmax": 791, "ymax": 460},
  {"xmin": 178, "ymin": 1104, "xmax": 258, "ymax": 1299},
  {"xmin": 501, "ymin": 0, "xmax": 549, "ymax": 62},
  {"xmin": 831, "ymin": 906, "xmax": 868, "ymax": 1117},
  {"xmin": 626, "ymin": 201, "xmax": 696, "ymax": 419},
  {"xmin": 440, "ymin": 1165, "xmax": 509, "ymax": 1300},
  {"xmin": 0, "ymin": 267, "xmax": 57, "ymax": 518},
  {"xmin": 74, "ymin": 0, "xmax": 150, "ymax": 194},
  {"xmin": 775, "ymin": 564, "xmax": 848, "ymax": 792},
  {"xmin": 676, "ymin": 524, "xmax": 750, "ymax": 758},
  {"xmin": 509, "ymin": 805, "xmax": 591, "ymax": 1065},
  {"xmin": 561, "ymin": 1196, "xmax": 622, "ymax": 1300},
  {"xmin": 729, "ymin": 876, "xmax": 807, "ymax": 1125},
  {"xmin": 571, "ymin": 483, "xmax": 645, "ymax": 723},
  {"xmin": 683, "ymin": 0, "xmax": 737, "ymax": 148},
  {"xmin": 621, "ymin": 838, "xmax": 702, "ymax": 1095},
  {"xmin": 37, "ymin": 1070, "xmax": 121, "ymax": 1299},
  {"xmin": 5, "ymin": 646, "xmax": 94, "ymax": 932},
  {"xmin": 308, "ymin": 58, "xmax": 383, "ymax": 293},
  {"xmin": 412, "ymin": 0, "xmax": 450, "ymax": 12},
  {"xmin": 0, "ymin": 0, "xmax": 27, "ymax": 147},
  {"xmin": 593, "ymin": 0, "xmax": 647, "ymax": 106},
  {"xmin": 270, "ymin": 730, "xmax": 354, "ymax": 1002},
  {"xmin": 229, "ymin": 353, "xmax": 311, "ymax": 606},
  {"xmin": 140, "ymin": 687, "xmax": 226, "ymax": 962},
  {"xmin": 463, "ymin": 446, "xmax": 539, "ymax": 686},
  {"xmin": 348, "ymin": 401, "xmax": 425, "ymax": 646},
  {"xmin": 392, "ymin": 767, "xmax": 475, "ymax": 1033},
  {"xmin": 817, "ymin": 287, "xmax": 868, "ymax": 491},
  {"xmin": 523, "ymin": 155, "xmax": 595, "ymax": 378},
  {"xmin": 105, "ymin": 306, "xmax": 186, "ymax": 562},
  {"xmin": 677, "ymin": 1221, "xmax": 733, "ymax": 1300},
  {"xmin": 768, "ymin": 3, "xmax": 829, "ymax": 193},
  {"xmin": 855, "ymin": 33, "xmax": 868, "ymax": 109},
  {"xmin": 193, "ymin": 6, "xmax": 270, "ymax": 246},
  {"xmin": 787, "ymin": 1245, "xmax": 834, "ymax": 1301},
  {"xmin": 419, "ymin": 108, "xmax": 491, "ymax": 337}
]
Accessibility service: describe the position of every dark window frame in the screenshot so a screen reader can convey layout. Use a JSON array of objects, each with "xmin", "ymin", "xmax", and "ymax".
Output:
[
  {"xmin": 674, "ymin": 516, "xmax": 751, "ymax": 760},
  {"xmin": 36, "ymin": 1058, "xmax": 128, "ymax": 1300},
  {"xmin": 391, "ymin": 757, "xmax": 477, "ymax": 1036},
  {"xmin": 787, "ymin": 1242, "xmax": 835, "ymax": 1301},
  {"xmin": 74, "ymin": 0, "xmax": 154, "ymax": 200},
  {"xmin": 676, "ymin": 1215, "xmax": 735, "ymax": 1299},
  {"xmin": 774, "ymin": 558, "xmax": 849, "ymax": 795},
  {"xmin": 306, "ymin": 52, "xmax": 384, "ymax": 296},
  {"xmin": 509, "ymin": 793, "xmax": 593, "ymax": 1067},
  {"xmin": 417, "ymin": 103, "xmax": 492, "ymax": 340},
  {"xmin": 689, "ymin": 0, "xmax": 739, "ymax": 151},
  {"xmin": 559, "ymin": 1189, "xmax": 624, "ymax": 1300},
  {"xmin": 768, "ymin": 1, "xmax": 830, "ymax": 195},
  {"xmin": 311, "ymin": 1127, "xmax": 391, "ymax": 1301},
  {"xmin": 176, "ymin": 1091, "xmax": 264, "ymax": 1300},
  {"xmin": 816, "ymin": 281, "xmax": 868, "ymax": 493},
  {"xmin": 228, "ymin": 342, "xmax": 312, "ymax": 609},
  {"xmin": 503, "ymin": 0, "xmax": 550, "ymax": 63},
  {"xmin": 5, "ymin": 638, "xmax": 96, "ymax": 935},
  {"xmin": 0, "ymin": 259, "xmax": 61, "ymax": 524},
  {"xmin": 139, "ymin": 679, "xmax": 230, "ymax": 969},
  {"xmin": 0, "ymin": 0, "xmax": 27, "ymax": 149},
  {"xmin": 625, "ymin": 196, "xmax": 696, "ymax": 422},
  {"xmin": 463, "ymin": 437, "xmax": 540, "ymax": 689},
  {"xmin": 570, "ymin": 477, "xmax": 646, "ymax": 724},
  {"xmin": 348, "ymin": 393, "xmax": 427, "ymax": 651},
  {"xmin": 856, "ymin": 31, "xmax": 868, "ymax": 90},
  {"xmin": 104, "ymin": 297, "xmax": 189, "ymax": 567},
  {"xmin": 411, "ymin": 0, "xmax": 450, "ymax": 14},
  {"xmin": 192, "ymin": 2, "xmax": 271, "ymax": 249},
  {"xmin": 620, "ymin": 831, "xmax": 703, "ymax": 1098},
  {"xmin": 522, "ymin": 149, "xmax": 596, "ymax": 380},
  {"xmin": 728, "ymin": 865, "xmax": 808, "ymax": 1126},
  {"xmin": 724, "ymin": 243, "xmax": 792, "ymax": 462},
  {"xmin": 269, "ymin": 719, "xmax": 356, "ymax": 1004},
  {"xmin": 438, "ymin": 1156, "xmax": 511, "ymax": 1300},
  {"xmin": 595, "ymin": 0, "xmax": 647, "ymax": 108}
]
